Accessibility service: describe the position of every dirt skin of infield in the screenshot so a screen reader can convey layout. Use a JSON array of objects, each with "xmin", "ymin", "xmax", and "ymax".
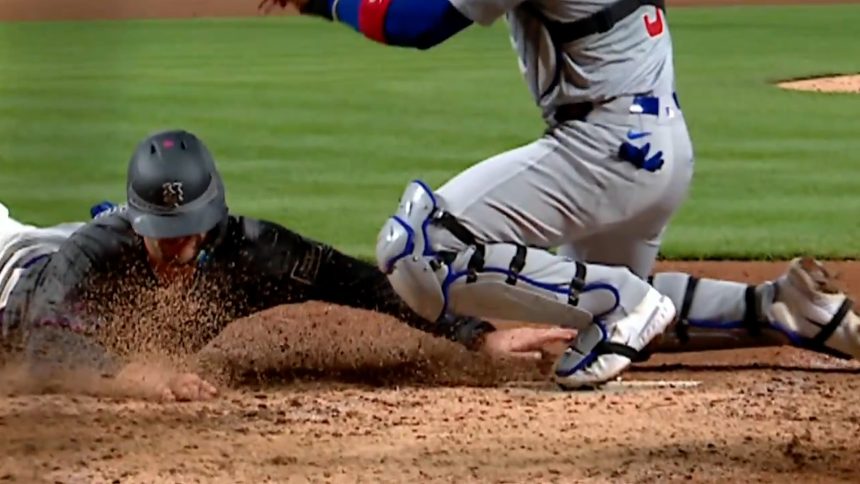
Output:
[
  {"xmin": 4, "ymin": 0, "xmax": 860, "ymax": 482},
  {"xmin": 3, "ymin": 263, "xmax": 860, "ymax": 483}
]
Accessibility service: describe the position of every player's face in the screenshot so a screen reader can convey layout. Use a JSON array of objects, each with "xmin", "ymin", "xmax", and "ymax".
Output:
[{"xmin": 144, "ymin": 234, "xmax": 205, "ymax": 265}]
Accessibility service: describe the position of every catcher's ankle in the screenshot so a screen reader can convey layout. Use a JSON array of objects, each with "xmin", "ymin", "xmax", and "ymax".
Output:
[
  {"xmin": 831, "ymin": 311, "xmax": 860, "ymax": 358},
  {"xmin": 737, "ymin": 282, "xmax": 778, "ymax": 336}
]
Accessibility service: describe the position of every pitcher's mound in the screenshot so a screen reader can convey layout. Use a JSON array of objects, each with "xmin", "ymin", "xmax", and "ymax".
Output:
[{"xmin": 778, "ymin": 74, "xmax": 860, "ymax": 93}]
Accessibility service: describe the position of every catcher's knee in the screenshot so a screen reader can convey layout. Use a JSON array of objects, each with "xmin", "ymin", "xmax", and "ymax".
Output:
[{"xmin": 376, "ymin": 180, "xmax": 448, "ymax": 322}]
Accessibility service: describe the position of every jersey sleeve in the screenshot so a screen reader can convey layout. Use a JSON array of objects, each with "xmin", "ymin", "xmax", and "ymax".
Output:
[
  {"xmin": 5, "ymin": 218, "xmax": 136, "ymax": 328},
  {"xmin": 241, "ymin": 218, "xmax": 496, "ymax": 348},
  {"xmin": 448, "ymin": 0, "xmax": 524, "ymax": 26},
  {"xmin": 313, "ymin": 246, "xmax": 498, "ymax": 348},
  {"xmin": 2, "ymin": 217, "xmax": 137, "ymax": 375}
]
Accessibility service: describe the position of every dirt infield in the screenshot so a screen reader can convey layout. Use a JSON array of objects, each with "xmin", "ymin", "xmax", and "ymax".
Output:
[
  {"xmin": 4, "ymin": 267, "xmax": 860, "ymax": 484},
  {"xmin": 778, "ymin": 75, "xmax": 860, "ymax": 94},
  {"xmin": 3, "ymin": 0, "xmax": 860, "ymax": 483}
]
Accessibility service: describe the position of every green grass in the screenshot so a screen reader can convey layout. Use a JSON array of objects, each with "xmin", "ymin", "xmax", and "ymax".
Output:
[{"xmin": 1, "ymin": 5, "xmax": 859, "ymax": 259}]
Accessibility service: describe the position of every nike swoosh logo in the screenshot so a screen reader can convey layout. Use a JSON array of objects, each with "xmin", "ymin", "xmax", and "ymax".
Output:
[{"xmin": 627, "ymin": 130, "xmax": 651, "ymax": 140}]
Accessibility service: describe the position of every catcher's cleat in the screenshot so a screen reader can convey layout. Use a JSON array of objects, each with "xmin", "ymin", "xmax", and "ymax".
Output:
[
  {"xmin": 552, "ymin": 286, "xmax": 676, "ymax": 390},
  {"xmin": 768, "ymin": 257, "xmax": 860, "ymax": 359}
]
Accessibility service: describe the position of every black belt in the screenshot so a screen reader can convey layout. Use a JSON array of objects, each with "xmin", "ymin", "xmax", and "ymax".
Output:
[{"xmin": 553, "ymin": 102, "xmax": 596, "ymax": 123}]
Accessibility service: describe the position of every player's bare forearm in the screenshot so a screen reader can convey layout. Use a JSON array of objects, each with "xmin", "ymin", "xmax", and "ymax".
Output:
[{"xmin": 261, "ymin": 0, "xmax": 472, "ymax": 50}]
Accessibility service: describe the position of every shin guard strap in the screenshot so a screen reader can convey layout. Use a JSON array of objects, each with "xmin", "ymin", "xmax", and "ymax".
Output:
[
  {"xmin": 676, "ymin": 276, "xmax": 699, "ymax": 343},
  {"xmin": 505, "ymin": 245, "xmax": 527, "ymax": 285},
  {"xmin": 811, "ymin": 298, "xmax": 853, "ymax": 347},
  {"xmin": 434, "ymin": 212, "xmax": 477, "ymax": 246},
  {"xmin": 568, "ymin": 261, "xmax": 587, "ymax": 305},
  {"xmin": 596, "ymin": 341, "xmax": 639, "ymax": 360},
  {"xmin": 743, "ymin": 285, "xmax": 761, "ymax": 335},
  {"xmin": 466, "ymin": 244, "xmax": 485, "ymax": 283}
]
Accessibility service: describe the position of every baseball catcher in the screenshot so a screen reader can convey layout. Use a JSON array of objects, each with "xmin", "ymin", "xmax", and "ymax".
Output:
[
  {"xmin": 0, "ymin": 129, "xmax": 575, "ymax": 401},
  {"xmin": 259, "ymin": 0, "xmax": 860, "ymax": 389}
]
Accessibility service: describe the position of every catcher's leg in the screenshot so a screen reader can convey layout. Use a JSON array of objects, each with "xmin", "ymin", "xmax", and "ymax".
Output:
[
  {"xmin": 376, "ymin": 144, "xmax": 683, "ymax": 388},
  {"xmin": 645, "ymin": 258, "xmax": 860, "ymax": 360},
  {"xmin": 377, "ymin": 180, "xmax": 675, "ymax": 388},
  {"xmin": 560, "ymin": 232, "xmax": 787, "ymax": 354},
  {"xmin": 378, "ymin": 95, "xmax": 698, "ymax": 388},
  {"xmin": 558, "ymin": 222, "xmax": 858, "ymax": 358}
]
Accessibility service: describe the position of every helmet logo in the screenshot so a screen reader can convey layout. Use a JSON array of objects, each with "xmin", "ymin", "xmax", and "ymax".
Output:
[{"xmin": 162, "ymin": 181, "xmax": 185, "ymax": 207}]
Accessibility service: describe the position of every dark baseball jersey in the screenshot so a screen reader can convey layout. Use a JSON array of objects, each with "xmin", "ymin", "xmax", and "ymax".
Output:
[{"xmin": 1, "ymin": 208, "xmax": 492, "ymax": 372}]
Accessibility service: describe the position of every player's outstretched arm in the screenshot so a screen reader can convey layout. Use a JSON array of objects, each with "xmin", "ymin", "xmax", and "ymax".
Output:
[
  {"xmin": 313, "ymin": 244, "xmax": 500, "ymax": 349},
  {"xmin": 2, "ymin": 219, "xmax": 134, "ymax": 376},
  {"xmin": 240, "ymin": 217, "xmax": 498, "ymax": 349},
  {"xmin": 312, "ymin": 248, "xmax": 579, "ymax": 358},
  {"xmin": 3, "ymin": 217, "xmax": 218, "ymax": 402},
  {"xmin": 261, "ymin": 0, "xmax": 473, "ymax": 50}
]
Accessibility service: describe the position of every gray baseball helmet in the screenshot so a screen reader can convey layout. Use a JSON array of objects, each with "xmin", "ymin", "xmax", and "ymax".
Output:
[{"xmin": 126, "ymin": 129, "xmax": 228, "ymax": 239}]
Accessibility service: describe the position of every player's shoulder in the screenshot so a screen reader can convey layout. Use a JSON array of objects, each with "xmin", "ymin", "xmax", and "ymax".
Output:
[
  {"xmin": 65, "ymin": 209, "xmax": 138, "ymax": 256},
  {"xmin": 87, "ymin": 209, "xmax": 135, "ymax": 236}
]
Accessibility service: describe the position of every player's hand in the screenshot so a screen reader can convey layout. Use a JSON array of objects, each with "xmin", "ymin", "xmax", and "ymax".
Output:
[
  {"xmin": 115, "ymin": 364, "xmax": 219, "ymax": 403},
  {"xmin": 479, "ymin": 326, "xmax": 576, "ymax": 361},
  {"xmin": 258, "ymin": 0, "xmax": 309, "ymax": 14},
  {"xmin": 161, "ymin": 373, "xmax": 219, "ymax": 402}
]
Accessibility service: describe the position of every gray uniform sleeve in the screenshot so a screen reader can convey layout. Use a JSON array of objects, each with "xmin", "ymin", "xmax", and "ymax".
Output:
[{"xmin": 448, "ymin": 0, "xmax": 525, "ymax": 26}]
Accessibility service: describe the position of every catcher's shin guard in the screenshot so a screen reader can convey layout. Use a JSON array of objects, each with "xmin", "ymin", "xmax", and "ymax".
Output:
[
  {"xmin": 375, "ymin": 180, "xmax": 596, "ymax": 327},
  {"xmin": 375, "ymin": 181, "xmax": 447, "ymax": 322},
  {"xmin": 376, "ymin": 180, "xmax": 660, "ymax": 336},
  {"xmin": 0, "ymin": 212, "xmax": 82, "ymax": 313},
  {"xmin": 380, "ymin": 180, "xmax": 625, "ymax": 330},
  {"xmin": 646, "ymin": 259, "xmax": 860, "ymax": 360},
  {"xmin": 644, "ymin": 272, "xmax": 784, "ymax": 355}
]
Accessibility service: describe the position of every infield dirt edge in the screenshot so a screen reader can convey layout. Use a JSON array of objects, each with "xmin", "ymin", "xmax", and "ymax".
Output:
[{"xmin": 776, "ymin": 74, "xmax": 860, "ymax": 94}]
